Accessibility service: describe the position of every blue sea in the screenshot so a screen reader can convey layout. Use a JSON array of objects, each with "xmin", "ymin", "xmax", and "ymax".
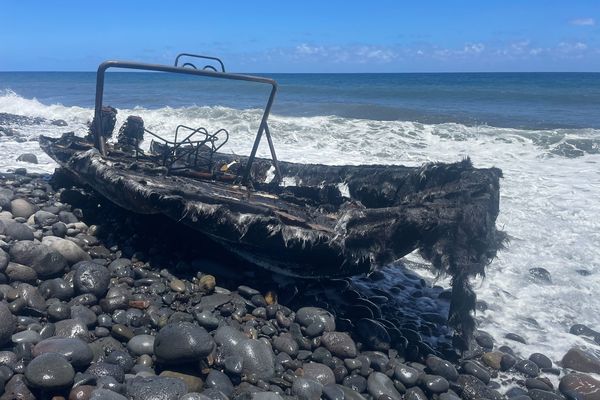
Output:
[{"xmin": 0, "ymin": 71, "xmax": 599, "ymax": 365}]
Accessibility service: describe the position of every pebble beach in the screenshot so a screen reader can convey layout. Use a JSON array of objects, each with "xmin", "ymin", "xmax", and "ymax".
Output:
[{"xmin": 0, "ymin": 164, "xmax": 598, "ymax": 400}]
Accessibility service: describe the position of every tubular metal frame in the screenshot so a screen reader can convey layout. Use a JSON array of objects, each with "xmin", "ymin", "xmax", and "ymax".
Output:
[{"xmin": 93, "ymin": 59, "xmax": 281, "ymax": 184}]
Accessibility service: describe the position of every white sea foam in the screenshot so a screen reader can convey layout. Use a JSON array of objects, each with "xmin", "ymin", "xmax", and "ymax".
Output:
[{"xmin": 1, "ymin": 92, "xmax": 599, "ymax": 364}]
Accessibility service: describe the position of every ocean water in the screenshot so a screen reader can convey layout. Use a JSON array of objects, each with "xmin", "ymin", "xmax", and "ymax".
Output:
[{"xmin": 1, "ymin": 71, "xmax": 599, "ymax": 365}]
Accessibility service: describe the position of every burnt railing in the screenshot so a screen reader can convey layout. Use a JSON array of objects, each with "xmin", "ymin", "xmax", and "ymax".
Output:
[{"xmin": 93, "ymin": 59, "xmax": 281, "ymax": 184}]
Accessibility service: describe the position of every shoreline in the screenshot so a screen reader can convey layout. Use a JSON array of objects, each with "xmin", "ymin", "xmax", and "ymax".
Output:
[{"xmin": 0, "ymin": 168, "xmax": 598, "ymax": 399}]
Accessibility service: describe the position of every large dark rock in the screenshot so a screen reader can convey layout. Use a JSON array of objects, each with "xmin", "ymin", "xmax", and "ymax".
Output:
[
  {"xmin": 9, "ymin": 199, "xmax": 36, "ymax": 219},
  {"xmin": 367, "ymin": 371, "xmax": 402, "ymax": 400},
  {"xmin": 154, "ymin": 321, "xmax": 214, "ymax": 363},
  {"xmin": 559, "ymin": 372, "xmax": 600, "ymax": 400},
  {"xmin": 9, "ymin": 241, "xmax": 67, "ymax": 277},
  {"xmin": 0, "ymin": 302, "xmax": 16, "ymax": 346},
  {"xmin": 126, "ymin": 376, "xmax": 187, "ymax": 400},
  {"xmin": 0, "ymin": 220, "xmax": 34, "ymax": 241},
  {"xmin": 456, "ymin": 374, "xmax": 503, "ymax": 400},
  {"xmin": 562, "ymin": 348, "xmax": 600, "ymax": 374},
  {"xmin": 321, "ymin": 332, "xmax": 357, "ymax": 358},
  {"xmin": 33, "ymin": 337, "xmax": 94, "ymax": 369},
  {"xmin": 296, "ymin": 307, "xmax": 336, "ymax": 332},
  {"xmin": 73, "ymin": 261, "xmax": 111, "ymax": 297},
  {"xmin": 25, "ymin": 352, "xmax": 75, "ymax": 389}
]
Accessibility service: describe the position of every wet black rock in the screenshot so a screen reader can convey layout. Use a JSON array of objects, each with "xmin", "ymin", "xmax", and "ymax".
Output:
[
  {"xmin": 461, "ymin": 361, "xmax": 490, "ymax": 384},
  {"xmin": 9, "ymin": 240, "xmax": 67, "ymax": 277},
  {"xmin": 0, "ymin": 220, "xmax": 34, "ymax": 241},
  {"xmin": 405, "ymin": 386, "xmax": 428, "ymax": 400},
  {"xmin": 292, "ymin": 377, "xmax": 323, "ymax": 400},
  {"xmin": 0, "ymin": 302, "xmax": 16, "ymax": 346},
  {"xmin": 205, "ymin": 369, "xmax": 234, "ymax": 397},
  {"xmin": 426, "ymin": 355, "xmax": 458, "ymax": 381},
  {"xmin": 367, "ymin": 371, "xmax": 402, "ymax": 399},
  {"xmin": 529, "ymin": 353, "xmax": 553, "ymax": 369},
  {"xmin": 394, "ymin": 363, "xmax": 421, "ymax": 387},
  {"xmin": 126, "ymin": 376, "xmax": 187, "ymax": 400},
  {"xmin": 506, "ymin": 332, "xmax": 528, "ymax": 344},
  {"xmin": 457, "ymin": 374, "xmax": 503, "ymax": 400},
  {"xmin": 321, "ymin": 331, "xmax": 357, "ymax": 358},
  {"xmin": 421, "ymin": 374, "xmax": 450, "ymax": 393},
  {"xmin": 9, "ymin": 199, "xmax": 36, "ymax": 219},
  {"xmin": 32, "ymin": 337, "xmax": 93, "ymax": 368},
  {"xmin": 296, "ymin": 307, "xmax": 336, "ymax": 332},
  {"xmin": 528, "ymin": 389, "xmax": 564, "ymax": 400},
  {"xmin": 515, "ymin": 359, "xmax": 540, "ymax": 377},
  {"xmin": 24, "ymin": 352, "xmax": 75, "ymax": 389},
  {"xmin": 474, "ymin": 330, "xmax": 494, "ymax": 350},
  {"xmin": 154, "ymin": 321, "xmax": 214, "ymax": 363},
  {"xmin": 73, "ymin": 261, "xmax": 111, "ymax": 297},
  {"xmin": 559, "ymin": 372, "xmax": 600, "ymax": 400},
  {"xmin": 561, "ymin": 348, "xmax": 600, "ymax": 374},
  {"xmin": 38, "ymin": 277, "xmax": 74, "ymax": 300},
  {"xmin": 302, "ymin": 362, "xmax": 336, "ymax": 386}
]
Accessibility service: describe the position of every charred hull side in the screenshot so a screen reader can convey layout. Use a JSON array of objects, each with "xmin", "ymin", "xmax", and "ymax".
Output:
[{"xmin": 40, "ymin": 134, "xmax": 505, "ymax": 342}]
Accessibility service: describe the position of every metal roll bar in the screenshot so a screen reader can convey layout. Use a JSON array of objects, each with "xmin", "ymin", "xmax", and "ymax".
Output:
[
  {"xmin": 174, "ymin": 53, "xmax": 226, "ymax": 72},
  {"xmin": 93, "ymin": 60, "xmax": 280, "ymax": 184}
]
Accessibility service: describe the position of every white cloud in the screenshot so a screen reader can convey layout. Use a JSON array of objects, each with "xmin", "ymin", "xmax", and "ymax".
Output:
[
  {"xmin": 462, "ymin": 43, "xmax": 485, "ymax": 54},
  {"xmin": 570, "ymin": 18, "xmax": 595, "ymax": 26}
]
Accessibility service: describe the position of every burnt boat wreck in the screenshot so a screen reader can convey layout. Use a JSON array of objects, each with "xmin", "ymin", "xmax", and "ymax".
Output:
[{"xmin": 40, "ymin": 54, "xmax": 505, "ymax": 342}]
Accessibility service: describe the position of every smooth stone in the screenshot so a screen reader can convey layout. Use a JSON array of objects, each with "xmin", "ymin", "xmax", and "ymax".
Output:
[
  {"xmin": 127, "ymin": 334, "xmax": 155, "ymax": 356},
  {"xmin": 2, "ymin": 374, "xmax": 36, "ymax": 400},
  {"xmin": 462, "ymin": 361, "xmax": 490, "ymax": 384},
  {"xmin": 529, "ymin": 353, "xmax": 553, "ymax": 369},
  {"xmin": 474, "ymin": 330, "xmax": 494, "ymax": 349},
  {"xmin": 54, "ymin": 318, "xmax": 89, "ymax": 339},
  {"xmin": 0, "ymin": 248, "xmax": 7, "ymax": 271},
  {"xmin": 367, "ymin": 371, "xmax": 401, "ymax": 399},
  {"xmin": 159, "ymin": 371, "xmax": 203, "ymax": 393},
  {"xmin": 506, "ymin": 332, "xmax": 528, "ymax": 344},
  {"xmin": 302, "ymin": 362, "xmax": 336, "ymax": 386},
  {"xmin": 273, "ymin": 333, "xmax": 299, "ymax": 357},
  {"xmin": 198, "ymin": 274, "xmax": 216, "ymax": 292},
  {"xmin": 214, "ymin": 325, "xmax": 275, "ymax": 379},
  {"xmin": 296, "ymin": 307, "xmax": 336, "ymax": 332},
  {"xmin": 25, "ymin": 352, "xmax": 75, "ymax": 389},
  {"xmin": 204, "ymin": 369, "xmax": 232, "ymax": 396},
  {"xmin": 337, "ymin": 384, "xmax": 368, "ymax": 400},
  {"xmin": 42, "ymin": 236, "xmax": 91, "ymax": 265},
  {"xmin": 528, "ymin": 389, "xmax": 564, "ymax": 400},
  {"xmin": 501, "ymin": 353, "xmax": 518, "ymax": 371},
  {"xmin": 154, "ymin": 321, "xmax": 214, "ymax": 363},
  {"xmin": 526, "ymin": 378, "xmax": 553, "ymax": 391},
  {"xmin": 0, "ymin": 302, "xmax": 16, "ymax": 346},
  {"xmin": 405, "ymin": 386, "xmax": 428, "ymax": 400},
  {"xmin": 394, "ymin": 363, "xmax": 421, "ymax": 387},
  {"xmin": 46, "ymin": 302, "xmax": 71, "ymax": 321},
  {"xmin": 5, "ymin": 262, "xmax": 37, "ymax": 283},
  {"xmin": 9, "ymin": 240, "xmax": 67, "ymax": 277},
  {"xmin": 562, "ymin": 348, "xmax": 600, "ymax": 374},
  {"xmin": 292, "ymin": 377, "xmax": 323, "ymax": 400},
  {"xmin": 321, "ymin": 332, "xmax": 357, "ymax": 358},
  {"xmin": 10, "ymin": 199, "xmax": 36, "ymax": 219},
  {"xmin": 322, "ymin": 383, "xmax": 345, "ymax": 400},
  {"xmin": 224, "ymin": 355, "xmax": 243, "ymax": 375},
  {"xmin": 89, "ymin": 336, "xmax": 125, "ymax": 362},
  {"xmin": 457, "ymin": 374, "xmax": 503, "ymax": 400},
  {"xmin": 86, "ymin": 361, "xmax": 125, "ymax": 383},
  {"xmin": 305, "ymin": 320, "xmax": 326, "ymax": 337},
  {"xmin": 39, "ymin": 277, "xmax": 74, "ymax": 301},
  {"xmin": 33, "ymin": 210, "xmax": 58, "ymax": 226},
  {"xmin": 516, "ymin": 359, "xmax": 541, "ymax": 377},
  {"xmin": 482, "ymin": 351, "xmax": 503, "ymax": 370},
  {"xmin": 0, "ymin": 220, "xmax": 34, "ymax": 241},
  {"xmin": 15, "ymin": 282, "xmax": 47, "ymax": 311},
  {"xmin": 111, "ymin": 324, "xmax": 134, "ymax": 341},
  {"xmin": 73, "ymin": 261, "xmax": 111, "ymax": 297},
  {"xmin": 71, "ymin": 304, "xmax": 97, "ymax": 327},
  {"xmin": 559, "ymin": 372, "xmax": 600, "ymax": 400},
  {"xmin": 195, "ymin": 310, "xmax": 219, "ymax": 330},
  {"xmin": 126, "ymin": 376, "xmax": 187, "ymax": 400},
  {"xmin": 11, "ymin": 330, "xmax": 40, "ymax": 344},
  {"xmin": 421, "ymin": 374, "xmax": 449, "ymax": 393},
  {"xmin": 90, "ymin": 388, "xmax": 128, "ymax": 400},
  {"xmin": 426, "ymin": 355, "xmax": 458, "ymax": 381}
]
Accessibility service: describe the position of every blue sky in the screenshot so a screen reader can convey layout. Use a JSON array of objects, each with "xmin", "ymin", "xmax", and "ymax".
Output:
[{"xmin": 1, "ymin": 1, "xmax": 599, "ymax": 72}]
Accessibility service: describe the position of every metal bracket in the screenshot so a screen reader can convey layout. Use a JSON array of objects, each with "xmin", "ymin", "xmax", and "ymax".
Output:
[{"xmin": 93, "ymin": 58, "xmax": 281, "ymax": 185}]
